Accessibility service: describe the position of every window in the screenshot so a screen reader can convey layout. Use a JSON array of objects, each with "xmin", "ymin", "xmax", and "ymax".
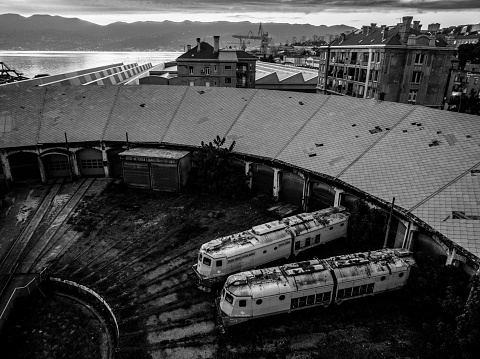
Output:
[
  {"xmin": 299, "ymin": 297, "xmax": 307, "ymax": 307},
  {"xmin": 225, "ymin": 78, "xmax": 232, "ymax": 84},
  {"xmin": 80, "ymin": 159, "xmax": 103, "ymax": 169},
  {"xmin": 216, "ymin": 260, "xmax": 223, "ymax": 267},
  {"xmin": 360, "ymin": 285, "xmax": 367, "ymax": 295},
  {"xmin": 225, "ymin": 65, "xmax": 232, "ymax": 70},
  {"xmin": 291, "ymin": 298, "xmax": 299, "ymax": 309},
  {"xmin": 362, "ymin": 52, "xmax": 369, "ymax": 63},
  {"xmin": 279, "ymin": 295, "xmax": 285, "ymax": 301},
  {"xmin": 367, "ymin": 283, "xmax": 374, "ymax": 293},
  {"xmin": 307, "ymin": 295, "xmax": 315, "ymax": 305},
  {"xmin": 263, "ymin": 250, "xmax": 267, "ymax": 253},
  {"xmin": 198, "ymin": 253, "xmax": 202, "ymax": 262},
  {"xmin": 204, "ymin": 67, "xmax": 210, "ymax": 75},
  {"xmin": 295, "ymin": 241, "xmax": 300, "ymax": 250},
  {"xmin": 351, "ymin": 52, "xmax": 358, "ymax": 62},
  {"xmin": 475, "ymin": 77, "xmax": 479, "ymax": 84},
  {"xmin": 189, "ymin": 66, "xmax": 194, "ymax": 74},
  {"xmin": 202, "ymin": 257, "xmax": 211, "ymax": 266},
  {"xmin": 305, "ymin": 238, "xmax": 311, "ymax": 247},
  {"xmin": 323, "ymin": 292, "xmax": 331, "ymax": 302},
  {"xmin": 225, "ymin": 293, "xmax": 234, "ymax": 304},
  {"xmin": 214, "ymin": 65, "xmax": 217, "ymax": 72},
  {"xmin": 380, "ymin": 276, "xmax": 386, "ymax": 281},
  {"xmin": 344, "ymin": 288, "xmax": 352, "ymax": 298},
  {"xmin": 408, "ymin": 90, "xmax": 418, "ymax": 104},
  {"xmin": 239, "ymin": 300, "xmax": 247, "ymax": 307},
  {"xmin": 213, "ymin": 81, "xmax": 217, "ymax": 86},
  {"xmin": 337, "ymin": 289, "xmax": 345, "ymax": 299},
  {"xmin": 340, "ymin": 223, "xmax": 345, "ymax": 227},
  {"xmin": 329, "ymin": 227, "xmax": 333, "ymax": 230},
  {"xmin": 256, "ymin": 299, "xmax": 263, "ymax": 305},
  {"xmin": 352, "ymin": 286, "xmax": 360, "ymax": 296},
  {"xmin": 411, "ymin": 71, "xmax": 422, "ymax": 83},
  {"xmin": 315, "ymin": 234, "xmax": 320, "ymax": 243},
  {"xmin": 249, "ymin": 63, "xmax": 252, "ymax": 70},
  {"xmin": 399, "ymin": 272, "xmax": 404, "ymax": 277},
  {"xmin": 414, "ymin": 53, "xmax": 425, "ymax": 65}
]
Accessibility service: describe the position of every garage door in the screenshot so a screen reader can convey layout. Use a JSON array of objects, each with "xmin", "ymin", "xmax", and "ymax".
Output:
[
  {"xmin": 123, "ymin": 161, "xmax": 150, "ymax": 188},
  {"xmin": 77, "ymin": 148, "xmax": 105, "ymax": 177},
  {"xmin": 252, "ymin": 164, "xmax": 273, "ymax": 194},
  {"xmin": 8, "ymin": 152, "xmax": 41, "ymax": 181},
  {"xmin": 151, "ymin": 163, "xmax": 178, "ymax": 191},
  {"xmin": 310, "ymin": 181, "xmax": 335, "ymax": 210},
  {"xmin": 280, "ymin": 171, "xmax": 304, "ymax": 206},
  {"xmin": 43, "ymin": 154, "xmax": 71, "ymax": 178}
]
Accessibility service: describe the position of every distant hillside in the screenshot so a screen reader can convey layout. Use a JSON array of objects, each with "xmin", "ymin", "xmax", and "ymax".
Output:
[{"xmin": 0, "ymin": 14, "xmax": 356, "ymax": 51}]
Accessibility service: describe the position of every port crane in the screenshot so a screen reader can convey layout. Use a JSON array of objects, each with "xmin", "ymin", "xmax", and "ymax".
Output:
[{"xmin": 232, "ymin": 23, "xmax": 272, "ymax": 56}]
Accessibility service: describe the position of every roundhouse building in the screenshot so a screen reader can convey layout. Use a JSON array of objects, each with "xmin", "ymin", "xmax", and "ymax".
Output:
[{"xmin": 0, "ymin": 85, "xmax": 479, "ymax": 274}]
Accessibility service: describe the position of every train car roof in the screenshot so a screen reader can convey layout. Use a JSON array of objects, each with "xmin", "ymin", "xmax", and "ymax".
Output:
[{"xmin": 199, "ymin": 206, "xmax": 348, "ymax": 259}]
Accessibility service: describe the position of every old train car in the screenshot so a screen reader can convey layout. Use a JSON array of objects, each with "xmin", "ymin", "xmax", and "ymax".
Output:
[
  {"xmin": 218, "ymin": 248, "xmax": 416, "ymax": 327},
  {"xmin": 192, "ymin": 206, "xmax": 349, "ymax": 291}
]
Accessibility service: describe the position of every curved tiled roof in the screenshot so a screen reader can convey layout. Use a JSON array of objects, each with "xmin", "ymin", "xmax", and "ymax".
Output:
[{"xmin": 0, "ymin": 85, "xmax": 479, "ymax": 260}]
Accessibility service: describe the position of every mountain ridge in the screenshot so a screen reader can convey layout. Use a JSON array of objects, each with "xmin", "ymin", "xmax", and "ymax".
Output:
[{"xmin": 0, "ymin": 14, "xmax": 356, "ymax": 51}]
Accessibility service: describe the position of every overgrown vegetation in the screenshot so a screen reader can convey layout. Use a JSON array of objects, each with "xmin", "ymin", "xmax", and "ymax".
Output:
[
  {"xmin": 347, "ymin": 199, "xmax": 386, "ymax": 251},
  {"xmin": 188, "ymin": 136, "xmax": 250, "ymax": 199}
]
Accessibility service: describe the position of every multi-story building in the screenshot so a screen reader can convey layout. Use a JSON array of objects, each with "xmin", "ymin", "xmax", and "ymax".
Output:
[
  {"xmin": 317, "ymin": 16, "xmax": 455, "ymax": 107},
  {"xmin": 173, "ymin": 36, "xmax": 257, "ymax": 88},
  {"xmin": 445, "ymin": 60, "xmax": 480, "ymax": 110}
]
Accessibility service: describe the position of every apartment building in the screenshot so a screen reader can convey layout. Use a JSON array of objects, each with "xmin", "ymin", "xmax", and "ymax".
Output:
[
  {"xmin": 173, "ymin": 36, "xmax": 257, "ymax": 88},
  {"xmin": 317, "ymin": 16, "xmax": 455, "ymax": 107}
]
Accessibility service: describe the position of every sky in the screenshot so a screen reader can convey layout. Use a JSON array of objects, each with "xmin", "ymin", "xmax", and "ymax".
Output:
[{"xmin": 2, "ymin": 0, "xmax": 480, "ymax": 28}]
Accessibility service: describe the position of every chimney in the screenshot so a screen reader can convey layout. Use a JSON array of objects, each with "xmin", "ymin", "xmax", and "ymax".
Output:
[
  {"xmin": 399, "ymin": 16, "xmax": 413, "ymax": 43},
  {"xmin": 413, "ymin": 20, "xmax": 420, "ymax": 30},
  {"xmin": 429, "ymin": 35, "xmax": 436, "ymax": 47},
  {"xmin": 362, "ymin": 26, "xmax": 368, "ymax": 35},
  {"xmin": 214, "ymin": 35, "xmax": 220, "ymax": 53},
  {"xmin": 187, "ymin": 45, "xmax": 191, "ymax": 51},
  {"xmin": 196, "ymin": 38, "xmax": 201, "ymax": 52},
  {"xmin": 381, "ymin": 25, "xmax": 388, "ymax": 41},
  {"xmin": 371, "ymin": 23, "xmax": 377, "ymax": 29}
]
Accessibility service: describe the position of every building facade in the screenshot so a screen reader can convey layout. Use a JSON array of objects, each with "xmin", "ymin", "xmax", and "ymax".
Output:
[
  {"xmin": 445, "ymin": 60, "xmax": 480, "ymax": 111},
  {"xmin": 173, "ymin": 36, "xmax": 257, "ymax": 88},
  {"xmin": 317, "ymin": 17, "xmax": 455, "ymax": 107}
]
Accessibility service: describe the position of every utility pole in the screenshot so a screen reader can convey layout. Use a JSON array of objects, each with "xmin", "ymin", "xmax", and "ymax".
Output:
[{"xmin": 383, "ymin": 197, "xmax": 395, "ymax": 248}]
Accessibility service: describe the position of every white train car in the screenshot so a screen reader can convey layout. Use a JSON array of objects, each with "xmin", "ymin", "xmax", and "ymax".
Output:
[
  {"xmin": 192, "ymin": 206, "xmax": 349, "ymax": 290},
  {"xmin": 218, "ymin": 248, "xmax": 416, "ymax": 327}
]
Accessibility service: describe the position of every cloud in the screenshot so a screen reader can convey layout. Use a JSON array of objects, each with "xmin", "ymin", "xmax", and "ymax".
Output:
[{"xmin": 5, "ymin": 0, "xmax": 480, "ymax": 17}]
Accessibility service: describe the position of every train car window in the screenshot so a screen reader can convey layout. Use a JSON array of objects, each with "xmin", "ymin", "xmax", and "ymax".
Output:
[
  {"xmin": 198, "ymin": 253, "xmax": 202, "ymax": 262},
  {"xmin": 299, "ymin": 297, "xmax": 307, "ymax": 307},
  {"xmin": 305, "ymin": 238, "xmax": 311, "ymax": 247},
  {"xmin": 274, "ymin": 247, "xmax": 277, "ymax": 250},
  {"xmin": 307, "ymin": 295, "xmax": 315, "ymax": 305},
  {"xmin": 225, "ymin": 293, "xmax": 234, "ymax": 304},
  {"xmin": 222, "ymin": 289, "xmax": 225, "ymax": 297},
  {"xmin": 279, "ymin": 295, "xmax": 285, "ymax": 301},
  {"xmin": 360, "ymin": 285, "xmax": 367, "ymax": 295},
  {"xmin": 344, "ymin": 287, "xmax": 352, "ymax": 298},
  {"xmin": 367, "ymin": 283, "xmax": 374, "ymax": 293},
  {"xmin": 203, "ymin": 257, "xmax": 212, "ymax": 266},
  {"xmin": 295, "ymin": 241, "xmax": 300, "ymax": 250},
  {"xmin": 352, "ymin": 286, "xmax": 360, "ymax": 296},
  {"xmin": 340, "ymin": 223, "xmax": 345, "ymax": 226},
  {"xmin": 216, "ymin": 260, "xmax": 223, "ymax": 267},
  {"xmin": 239, "ymin": 300, "xmax": 247, "ymax": 307},
  {"xmin": 263, "ymin": 250, "xmax": 267, "ymax": 254},
  {"xmin": 380, "ymin": 276, "xmax": 386, "ymax": 281},
  {"xmin": 315, "ymin": 234, "xmax": 320, "ymax": 243},
  {"xmin": 315, "ymin": 294, "xmax": 322, "ymax": 303},
  {"xmin": 399, "ymin": 272, "xmax": 404, "ymax": 277},
  {"xmin": 337, "ymin": 289, "xmax": 345, "ymax": 299},
  {"xmin": 329, "ymin": 227, "xmax": 333, "ymax": 230},
  {"xmin": 291, "ymin": 298, "xmax": 299, "ymax": 309},
  {"xmin": 256, "ymin": 299, "xmax": 263, "ymax": 305},
  {"xmin": 324, "ymin": 292, "xmax": 331, "ymax": 302}
]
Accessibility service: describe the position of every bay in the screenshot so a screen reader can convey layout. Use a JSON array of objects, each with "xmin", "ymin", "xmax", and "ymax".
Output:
[{"xmin": 0, "ymin": 51, "xmax": 183, "ymax": 79}]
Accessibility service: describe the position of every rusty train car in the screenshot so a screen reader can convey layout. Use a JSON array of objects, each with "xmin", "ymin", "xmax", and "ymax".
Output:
[
  {"xmin": 218, "ymin": 248, "xmax": 416, "ymax": 327},
  {"xmin": 192, "ymin": 206, "xmax": 349, "ymax": 291}
]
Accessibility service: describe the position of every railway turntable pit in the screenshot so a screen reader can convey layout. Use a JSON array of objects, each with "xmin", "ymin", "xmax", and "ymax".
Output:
[{"xmin": 0, "ymin": 180, "xmax": 469, "ymax": 359}]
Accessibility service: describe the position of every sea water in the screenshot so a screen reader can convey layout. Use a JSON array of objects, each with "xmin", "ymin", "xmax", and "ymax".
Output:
[{"xmin": 0, "ymin": 51, "xmax": 182, "ymax": 79}]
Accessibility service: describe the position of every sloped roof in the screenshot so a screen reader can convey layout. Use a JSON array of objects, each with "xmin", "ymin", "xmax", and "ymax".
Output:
[
  {"xmin": 1, "ymin": 85, "xmax": 479, "ymax": 262},
  {"xmin": 330, "ymin": 24, "xmax": 448, "ymax": 47},
  {"xmin": 176, "ymin": 42, "xmax": 256, "ymax": 61}
]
